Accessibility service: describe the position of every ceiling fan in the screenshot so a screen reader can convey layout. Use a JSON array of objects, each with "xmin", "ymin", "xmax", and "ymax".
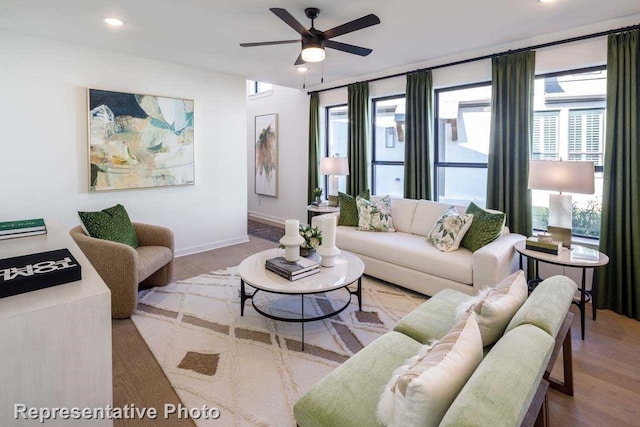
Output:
[{"xmin": 240, "ymin": 7, "xmax": 380, "ymax": 65}]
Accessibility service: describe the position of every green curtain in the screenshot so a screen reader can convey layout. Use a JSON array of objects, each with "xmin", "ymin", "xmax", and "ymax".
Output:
[
  {"xmin": 347, "ymin": 82, "xmax": 369, "ymax": 195},
  {"xmin": 487, "ymin": 51, "xmax": 535, "ymax": 237},
  {"xmin": 599, "ymin": 30, "xmax": 640, "ymax": 320},
  {"xmin": 307, "ymin": 92, "xmax": 320, "ymax": 204},
  {"xmin": 404, "ymin": 70, "xmax": 433, "ymax": 200}
]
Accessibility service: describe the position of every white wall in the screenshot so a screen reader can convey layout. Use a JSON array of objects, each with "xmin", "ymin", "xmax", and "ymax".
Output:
[
  {"xmin": 0, "ymin": 30, "xmax": 248, "ymax": 256},
  {"xmin": 246, "ymin": 84, "xmax": 309, "ymax": 225}
]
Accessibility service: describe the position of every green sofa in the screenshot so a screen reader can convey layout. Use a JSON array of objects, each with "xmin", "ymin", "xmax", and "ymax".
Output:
[{"xmin": 294, "ymin": 275, "xmax": 577, "ymax": 427}]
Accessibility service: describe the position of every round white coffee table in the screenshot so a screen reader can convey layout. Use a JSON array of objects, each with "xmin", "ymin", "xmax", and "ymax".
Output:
[{"xmin": 238, "ymin": 248, "xmax": 365, "ymax": 350}]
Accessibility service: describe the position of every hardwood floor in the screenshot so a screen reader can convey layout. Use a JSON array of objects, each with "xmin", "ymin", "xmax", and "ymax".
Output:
[{"xmin": 112, "ymin": 234, "xmax": 640, "ymax": 426}]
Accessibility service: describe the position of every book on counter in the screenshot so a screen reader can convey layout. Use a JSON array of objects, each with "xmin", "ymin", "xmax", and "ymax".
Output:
[
  {"xmin": 525, "ymin": 237, "xmax": 562, "ymax": 255},
  {"xmin": 265, "ymin": 256, "xmax": 320, "ymax": 281},
  {"xmin": 0, "ymin": 218, "xmax": 47, "ymax": 240},
  {"xmin": 0, "ymin": 248, "xmax": 82, "ymax": 299}
]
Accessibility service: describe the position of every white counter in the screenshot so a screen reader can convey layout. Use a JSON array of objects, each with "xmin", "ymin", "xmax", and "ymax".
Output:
[{"xmin": 0, "ymin": 223, "xmax": 112, "ymax": 426}]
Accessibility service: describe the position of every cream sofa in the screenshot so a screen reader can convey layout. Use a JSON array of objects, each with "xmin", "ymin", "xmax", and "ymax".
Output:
[{"xmin": 313, "ymin": 198, "xmax": 525, "ymax": 296}]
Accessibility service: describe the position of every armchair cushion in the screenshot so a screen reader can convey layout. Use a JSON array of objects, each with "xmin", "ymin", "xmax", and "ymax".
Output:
[
  {"xmin": 137, "ymin": 246, "xmax": 173, "ymax": 282},
  {"xmin": 78, "ymin": 204, "xmax": 139, "ymax": 248}
]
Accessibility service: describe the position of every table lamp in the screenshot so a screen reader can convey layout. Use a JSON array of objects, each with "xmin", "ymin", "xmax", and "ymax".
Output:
[
  {"xmin": 320, "ymin": 157, "xmax": 349, "ymax": 207},
  {"xmin": 527, "ymin": 160, "xmax": 595, "ymax": 246}
]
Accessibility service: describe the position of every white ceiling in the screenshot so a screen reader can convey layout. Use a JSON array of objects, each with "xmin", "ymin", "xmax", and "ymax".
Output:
[{"xmin": 1, "ymin": 0, "xmax": 639, "ymax": 89}]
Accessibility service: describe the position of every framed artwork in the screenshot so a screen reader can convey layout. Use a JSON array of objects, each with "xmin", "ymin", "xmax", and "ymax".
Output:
[
  {"xmin": 254, "ymin": 113, "xmax": 278, "ymax": 197},
  {"xmin": 87, "ymin": 88, "xmax": 195, "ymax": 192}
]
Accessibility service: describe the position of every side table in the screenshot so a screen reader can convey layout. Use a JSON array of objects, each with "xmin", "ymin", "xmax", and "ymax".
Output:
[
  {"xmin": 307, "ymin": 204, "xmax": 340, "ymax": 225},
  {"xmin": 514, "ymin": 240, "xmax": 609, "ymax": 340}
]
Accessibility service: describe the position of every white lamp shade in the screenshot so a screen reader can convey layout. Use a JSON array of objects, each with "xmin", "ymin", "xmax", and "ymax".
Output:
[
  {"xmin": 320, "ymin": 157, "xmax": 349, "ymax": 176},
  {"xmin": 528, "ymin": 160, "xmax": 595, "ymax": 194},
  {"xmin": 301, "ymin": 47, "xmax": 325, "ymax": 62}
]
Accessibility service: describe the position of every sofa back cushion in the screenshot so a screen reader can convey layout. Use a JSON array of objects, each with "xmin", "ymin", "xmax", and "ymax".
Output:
[
  {"xmin": 390, "ymin": 198, "xmax": 418, "ymax": 233},
  {"xmin": 410, "ymin": 200, "xmax": 467, "ymax": 237}
]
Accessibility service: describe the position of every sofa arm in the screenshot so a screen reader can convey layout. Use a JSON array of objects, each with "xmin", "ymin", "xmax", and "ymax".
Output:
[
  {"xmin": 472, "ymin": 233, "xmax": 526, "ymax": 289},
  {"xmin": 133, "ymin": 222, "xmax": 174, "ymax": 254},
  {"xmin": 311, "ymin": 212, "xmax": 340, "ymax": 228},
  {"xmin": 70, "ymin": 226, "xmax": 139, "ymax": 318}
]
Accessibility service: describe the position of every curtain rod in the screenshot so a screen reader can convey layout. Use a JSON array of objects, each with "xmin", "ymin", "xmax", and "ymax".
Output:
[{"xmin": 308, "ymin": 23, "xmax": 640, "ymax": 95}]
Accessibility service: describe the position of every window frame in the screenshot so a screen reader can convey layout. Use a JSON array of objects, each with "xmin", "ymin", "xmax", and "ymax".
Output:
[
  {"xmin": 532, "ymin": 65, "xmax": 607, "ymax": 239},
  {"xmin": 324, "ymin": 103, "xmax": 349, "ymax": 198},
  {"xmin": 433, "ymin": 81, "xmax": 492, "ymax": 205},
  {"xmin": 371, "ymin": 94, "xmax": 406, "ymax": 196}
]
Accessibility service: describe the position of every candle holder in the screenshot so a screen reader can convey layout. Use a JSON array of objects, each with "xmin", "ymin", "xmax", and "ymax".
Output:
[
  {"xmin": 317, "ymin": 245, "xmax": 340, "ymax": 267},
  {"xmin": 280, "ymin": 220, "xmax": 305, "ymax": 263}
]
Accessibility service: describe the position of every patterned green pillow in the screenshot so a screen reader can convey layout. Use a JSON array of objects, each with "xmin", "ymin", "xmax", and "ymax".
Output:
[
  {"xmin": 427, "ymin": 206, "xmax": 474, "ymax": 252},
  {"xmin": 356, "ymin": 195, "xmax": 396, "ymax": 232},
  {"xmin": 338, "ymin": 189, "xmax": 370, "ymax": 226},
  {"xmin": 460, "ymin": 202, "xmax": 506, "ymax": 252},
  {"xmin": 78, "ymin": 204, "xmax": 139, "ymax": 248}
]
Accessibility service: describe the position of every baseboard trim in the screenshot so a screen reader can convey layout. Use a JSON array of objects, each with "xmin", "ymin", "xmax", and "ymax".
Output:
[
  {"xmin": 175, "ymin": 235, "xmax": 250, "ymax": 258},
  {"xmin": 247, "ymin": 212, "xmax": 285, "ymax": 228}
]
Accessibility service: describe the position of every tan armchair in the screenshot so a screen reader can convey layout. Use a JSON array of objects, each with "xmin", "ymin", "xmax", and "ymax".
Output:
[{"xmin": 70, "ymin": 222, "xmax": 174, "ymax": 319}]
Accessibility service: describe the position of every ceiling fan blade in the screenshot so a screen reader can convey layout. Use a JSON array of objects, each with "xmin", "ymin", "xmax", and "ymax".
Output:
[
  {"xmin": 270, "ymin": 8, "xmax": 311, "ymax": 36},
  {"xmin": 294, "ymin": 54, "xmax": 306, "ymax": 66},
  {"xmin": 322, "ymin": 14, "xmax": 380, "ymax": 39},
  {"xmin": 325, "ymin": 40, "xmax": 372, "ymax": 56},
  {"xmin": 240, "ymin": 40, "xmax": 300, "ymax": 47}
]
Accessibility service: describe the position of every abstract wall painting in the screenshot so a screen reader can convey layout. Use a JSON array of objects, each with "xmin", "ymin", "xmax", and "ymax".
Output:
[
  {"xmin": 254, "ymin": 113, "xmax": 278, "ymax": 197},
  {"xmin": 88, "ymin": 89, "xmax": 195, "ymax": 192}
]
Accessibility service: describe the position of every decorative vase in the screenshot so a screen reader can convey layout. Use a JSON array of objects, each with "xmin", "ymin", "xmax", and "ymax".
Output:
[
  {"xmin": 317, "ymin": 215, "xmax": 340, "ymax": 267},
  {"xmin": 300, "ymin": 246, "xmax": 316, "ymax": 257},
  {"xmin": 312, "ymin": 195, "xmax": 322, "ymax": 206},
  {"xmin": 280, "ymin": 220, "xmax": 305, "ymax": 263}
]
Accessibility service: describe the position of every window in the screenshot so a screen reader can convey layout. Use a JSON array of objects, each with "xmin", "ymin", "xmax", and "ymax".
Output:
[
  {"xmin": 324, "ymin": 104, "xmax": 348, "ymax": 196},
  {"xmin": 248, "ymin": 81, "xmax": 272, "ymax": 95},
  {"xmin": 532, "ymin": 68, "xmax": 606, "ymax": 238},
  {"xmin": 434, "ymin": 83, "xmax": 492, "ymax": 207},
  {"xmin": 372, "ymin": 96, "xmax": 406, "ymax": 197}
]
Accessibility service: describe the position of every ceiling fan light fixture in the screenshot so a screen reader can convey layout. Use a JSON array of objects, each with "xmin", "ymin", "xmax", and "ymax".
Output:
[{"xmin": 301, "ymin": 47, "xmax": 325, "ymax": 62}]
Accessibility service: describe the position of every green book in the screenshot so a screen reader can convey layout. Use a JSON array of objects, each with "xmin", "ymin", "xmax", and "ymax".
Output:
[{"xmin": 0, "ymin": 218, "xmax": 47, "ymax": 236}]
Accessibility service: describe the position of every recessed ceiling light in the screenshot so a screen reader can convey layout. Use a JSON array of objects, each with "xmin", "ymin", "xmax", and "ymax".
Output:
[
  {"xmin": 104, "ymin": 17, "xmax": 124, "ymax": 27},
  {"xmin": 297, "ymin": 67, "xmax": 308, "ymax": 73},
  {"xmin": 539, "ymin": 0, "xmax": 555, "ymax": 3}
]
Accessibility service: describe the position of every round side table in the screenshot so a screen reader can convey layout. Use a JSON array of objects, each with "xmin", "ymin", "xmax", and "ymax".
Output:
[
  {"xmin": 514, "ymin": 240, "xmax": 609, "ymax": 340},
  {"xmin": 306, "ymin": 204, "xmax": 340, "ymax": 225}
]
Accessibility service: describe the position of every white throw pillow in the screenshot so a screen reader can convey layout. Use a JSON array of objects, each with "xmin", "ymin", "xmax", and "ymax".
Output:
[
  {"xmin": 456, "ymin": 270, "xmax": 528, "ymax": 346},
  {"xmin": 426, "ymin": 206, "xmax": 474, "ymax": 252},
  {"xmin": 377, "ymin": 312, "xmax": 483, "ymax": 427},
  {"xmin": 356, "ymin": 195, "xmax": 396, "ymax": 232}
]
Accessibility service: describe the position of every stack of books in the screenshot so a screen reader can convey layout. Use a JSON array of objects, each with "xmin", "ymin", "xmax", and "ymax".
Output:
[
  {"xmin": 525, "ymin": 236, "xmax": 562, "ymax": 255},
  {"xmin": 0, "ymin": 219, "xmax": 47, "ymax": 241},
  {"xmin": 265, "ymin": 256, "xmax": 320, "ymax": 281}
]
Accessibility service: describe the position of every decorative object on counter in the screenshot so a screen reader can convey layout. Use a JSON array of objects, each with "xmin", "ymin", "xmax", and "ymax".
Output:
[
  {"xmin": 320, "ymin": 157, "xmax": 349, "ymax": 207},
  {"xmin": 0, "ymin": 249, "xmax": 81, "ymax": 298},
  {"xmin": 279, "ymin": 220, "xmax": 305, "ymax": 262},
  {"xmin": 317, "ymin": 215, "xmax": 340, "ymax": 267},
  {"xmin": 0, "ymin": 218, "xmax": 47, "ymax": 240},
  {"xmin": 547, "ymin": 225, "xmax": 572, "ymax": 249},
  {"xmin": 311, "ymin": 187, "xmax": 323, "ymax": 206}
]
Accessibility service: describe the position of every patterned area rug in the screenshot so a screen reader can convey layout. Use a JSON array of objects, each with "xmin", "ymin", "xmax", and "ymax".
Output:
[
  {"xmin": 247, "ymin": 220, "xmax": 283, "ymax": 243},
  {"xmin": 132, "ymin": 267, "xmax": 427, "ymax": 427}
]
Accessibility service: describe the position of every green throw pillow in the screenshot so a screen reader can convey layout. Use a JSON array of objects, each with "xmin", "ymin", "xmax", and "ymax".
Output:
[
  {"xmin": 78, "ymin": 204, "xmax": 139, "ymax": 248},
  {"xmin": 460, "ymin": 202, "xmax": 506, "ymax": 252},
  {"xmin": 338, "ymin": 190, "xmax": 371, "ymax": 226}
]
